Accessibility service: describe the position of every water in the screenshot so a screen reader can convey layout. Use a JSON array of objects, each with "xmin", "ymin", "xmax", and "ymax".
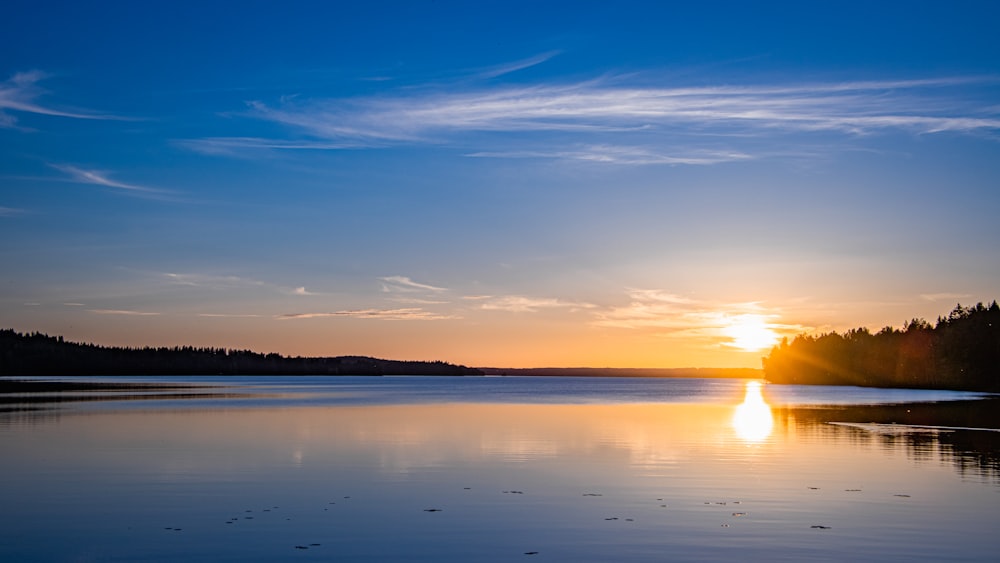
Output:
[{"xmin": 1, "ymin": 376, "xmax": 998, "ymax": 561}]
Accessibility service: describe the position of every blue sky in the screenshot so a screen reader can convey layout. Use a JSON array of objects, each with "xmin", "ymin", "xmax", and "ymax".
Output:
[{"xmin": 2, "ymin": 1, "xmax": 999, "ymax": 367}]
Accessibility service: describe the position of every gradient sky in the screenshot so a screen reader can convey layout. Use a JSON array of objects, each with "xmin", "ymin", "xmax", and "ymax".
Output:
[{"xmin": 2, "ymin": 1, "xmax": 998, "ymax": 368}]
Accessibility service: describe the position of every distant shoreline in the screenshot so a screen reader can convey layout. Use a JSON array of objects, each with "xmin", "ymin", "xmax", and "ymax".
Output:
[
  {"xmin": 476, "ymin": 367, "xmax": 762, "ymax": 378},
  {"xmin": 1, "ymin": 328, "xmax": 762, "ymax": 379}
]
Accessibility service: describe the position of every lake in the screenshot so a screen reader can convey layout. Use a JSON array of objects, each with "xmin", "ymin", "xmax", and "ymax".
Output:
[{"xmin": 1, "ymin": 376, "xmax": 998, "ymax": 562}]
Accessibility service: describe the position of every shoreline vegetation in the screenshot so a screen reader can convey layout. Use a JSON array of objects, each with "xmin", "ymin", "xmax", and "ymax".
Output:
[
  {"xmin": 0, "ymin": 329, "xmax": 482, "ymax": 377},
  {"xmin": 762, "ymin": 302, "xmax": 1000, "ymax": 392}
]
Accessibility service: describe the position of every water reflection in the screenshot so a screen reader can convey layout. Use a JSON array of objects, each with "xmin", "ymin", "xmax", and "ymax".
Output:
[
  {"xmin": 2, "ymin": 379, "xmax": 999, "ymax": 562},
  {"xmin": 778, "ymin": 399, "xmax": 1000, "ymax": 482},
  {"xmin": 732, "ymin": 380, "xmax": 773, "ymax": 443}
]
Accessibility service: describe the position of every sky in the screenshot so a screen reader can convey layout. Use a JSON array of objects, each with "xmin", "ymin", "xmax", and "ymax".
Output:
[{"xmin": 2, "ymin": 0, "xmax": 999, "ymax": 368}]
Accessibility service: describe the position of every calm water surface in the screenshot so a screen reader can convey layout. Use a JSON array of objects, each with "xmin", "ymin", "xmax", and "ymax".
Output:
[{"xmin": 1, "ymin": 376, "xmax": 998, "ymax": 562}]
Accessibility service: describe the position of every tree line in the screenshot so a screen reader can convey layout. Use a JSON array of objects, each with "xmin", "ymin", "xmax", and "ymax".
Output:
[
  {"xmin": 0, "ymin": 329, "xmax": 483, "ymax": 376},
  {"xmin": 762, "ymin": 302, "xmax": 1000, "ymax": 391}
]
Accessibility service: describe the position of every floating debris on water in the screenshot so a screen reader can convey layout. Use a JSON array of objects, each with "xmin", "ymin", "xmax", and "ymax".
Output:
[{"xmin": 811, "ymin": 525, "xmax": 832, "ymax": 530}]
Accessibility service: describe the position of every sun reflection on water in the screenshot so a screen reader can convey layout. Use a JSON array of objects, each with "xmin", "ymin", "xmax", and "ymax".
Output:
[{"xmin": 732, "ymin": 380, "xmax": 774, "ymax": 443}]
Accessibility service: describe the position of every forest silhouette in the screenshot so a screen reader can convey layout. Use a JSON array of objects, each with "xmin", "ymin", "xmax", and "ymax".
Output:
[
  {"xmin": 0, "ymin": 329, "xmax": 482, "ymax": 376},
  {"xmin": 763, "ymin": 302, "xmax": 1000, "ymax": 391}
]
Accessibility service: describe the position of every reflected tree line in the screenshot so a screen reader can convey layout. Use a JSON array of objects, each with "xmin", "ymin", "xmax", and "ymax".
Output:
[
  {"xmin": 774, "ymin": 399, "xmax": 1000, "ymax": 482},
  {"xmin": 0, "ymin": 329, "xmax": 483, "ymax": 376},
  {"xmin": 763, "ymin": 302, "xmax": 1000, "ymax": 391}
]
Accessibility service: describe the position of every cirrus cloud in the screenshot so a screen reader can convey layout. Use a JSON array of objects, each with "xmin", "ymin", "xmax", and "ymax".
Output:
[
  {"xmin": 379, "ymin": 276, "xmax": 448, "ymax": 293},
  {"xmin": 1, "ymin": 71, "xmax": 126, "ymax": 128},
  {"xmin": 186, "ymin": 74, "xmax": 1000, "ymax": 167},
  {"xmin": 245, "ymin": 76, "xmax": 999, "ymax": 140},
  {"xmin": 277, "ymin": 308, "xmax": 456, "ymax": 321},
  {"xmin": 479, "ymin": 295, "xmax": 596, "ymax": 313},
  {"xmin": 87, "ymin": 308, "xmax": 160, "ymax": 316},
  {"xmin": 592, "ymin": 289, "xmax": 806, "ymax": 345}
]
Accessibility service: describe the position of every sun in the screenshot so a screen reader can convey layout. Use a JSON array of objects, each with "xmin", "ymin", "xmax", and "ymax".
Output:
[{"xmin": 721, "ymin": 314, "xmax": 780, "ymax": 352}]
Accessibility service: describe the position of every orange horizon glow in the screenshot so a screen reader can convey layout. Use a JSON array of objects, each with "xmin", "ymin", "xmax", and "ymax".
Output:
[{"xmin": 10, "ymin": 297, "xmax": 981, "ymax": 370}]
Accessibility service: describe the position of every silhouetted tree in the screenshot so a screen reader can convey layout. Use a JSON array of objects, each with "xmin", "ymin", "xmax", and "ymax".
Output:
[{"xmin": 763, "ymin": 302, "xmax": 1000, "ymax": 391}]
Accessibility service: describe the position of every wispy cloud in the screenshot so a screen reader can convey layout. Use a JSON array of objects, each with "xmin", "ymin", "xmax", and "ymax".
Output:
[
  {"xmin": 479, "ymin": 295, "xmax": 596, "ymax": 313},
  {"xmin": 198, "ymin": 75, "xmax": 999, "ymax": 163},
  {"xmin": 919, "ymin": 292, "xmax": 972, "ymax": 302},
  {"xmin": 0, "ymin": 206, "xmax": 25, "ymax": 217},
  {"xmin": 277, "ymin": 308, "xmax": 456, "ymax": 321},
  {"xmin": 592, "ymin": 289, "xmax": 704, "ymax": 330},
  {"xmin": 50, "ymin": 164, "xmax": 162, "ymax": 193},
  {"xmin": 475, "ymin": 51, "xmax": 561, "ymax": 79},
  {"xmin": 162, "ymin": 271, "xmax": 322, "ymax": 298},
  {"xmin": 379, "ymin": 276, "xmax": 447, "ymax": 293},
  {"xmin": 592, "ymin": 289, "xmax": 804, "ymax": 345},
  {"xmin": 252, "ymin": 76, "xmax": 1000, "ymax": 140},
  {"xmin": 88, "ymin": 308, "xmax": 160, "ymax": 316},
  {"xmin": 164, "ymin": 272, "xmax": 268, "ymax": 289},
  {"xmin": 175, "ymin": 136, "xmax": 365, "ymax": 156},
  {"xmin": 0, "ymin": 71, "xmax": 123, "ymax": 128},
  {"xmin": 389, "ymin": 297, "xmax": 450, "ymax": 305},
  {"xmin": 467, "ymin": 145, "xmax": 752, "ymax": 165},
  {"xmin": 198, "ymin": 313, "xmax": 266, "ymax": 318}
]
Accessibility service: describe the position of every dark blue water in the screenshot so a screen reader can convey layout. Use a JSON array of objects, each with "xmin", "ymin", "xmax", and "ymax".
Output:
[{"xmin": 1, "ymin": 377, "xmax": 997, "ymax": 562}]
